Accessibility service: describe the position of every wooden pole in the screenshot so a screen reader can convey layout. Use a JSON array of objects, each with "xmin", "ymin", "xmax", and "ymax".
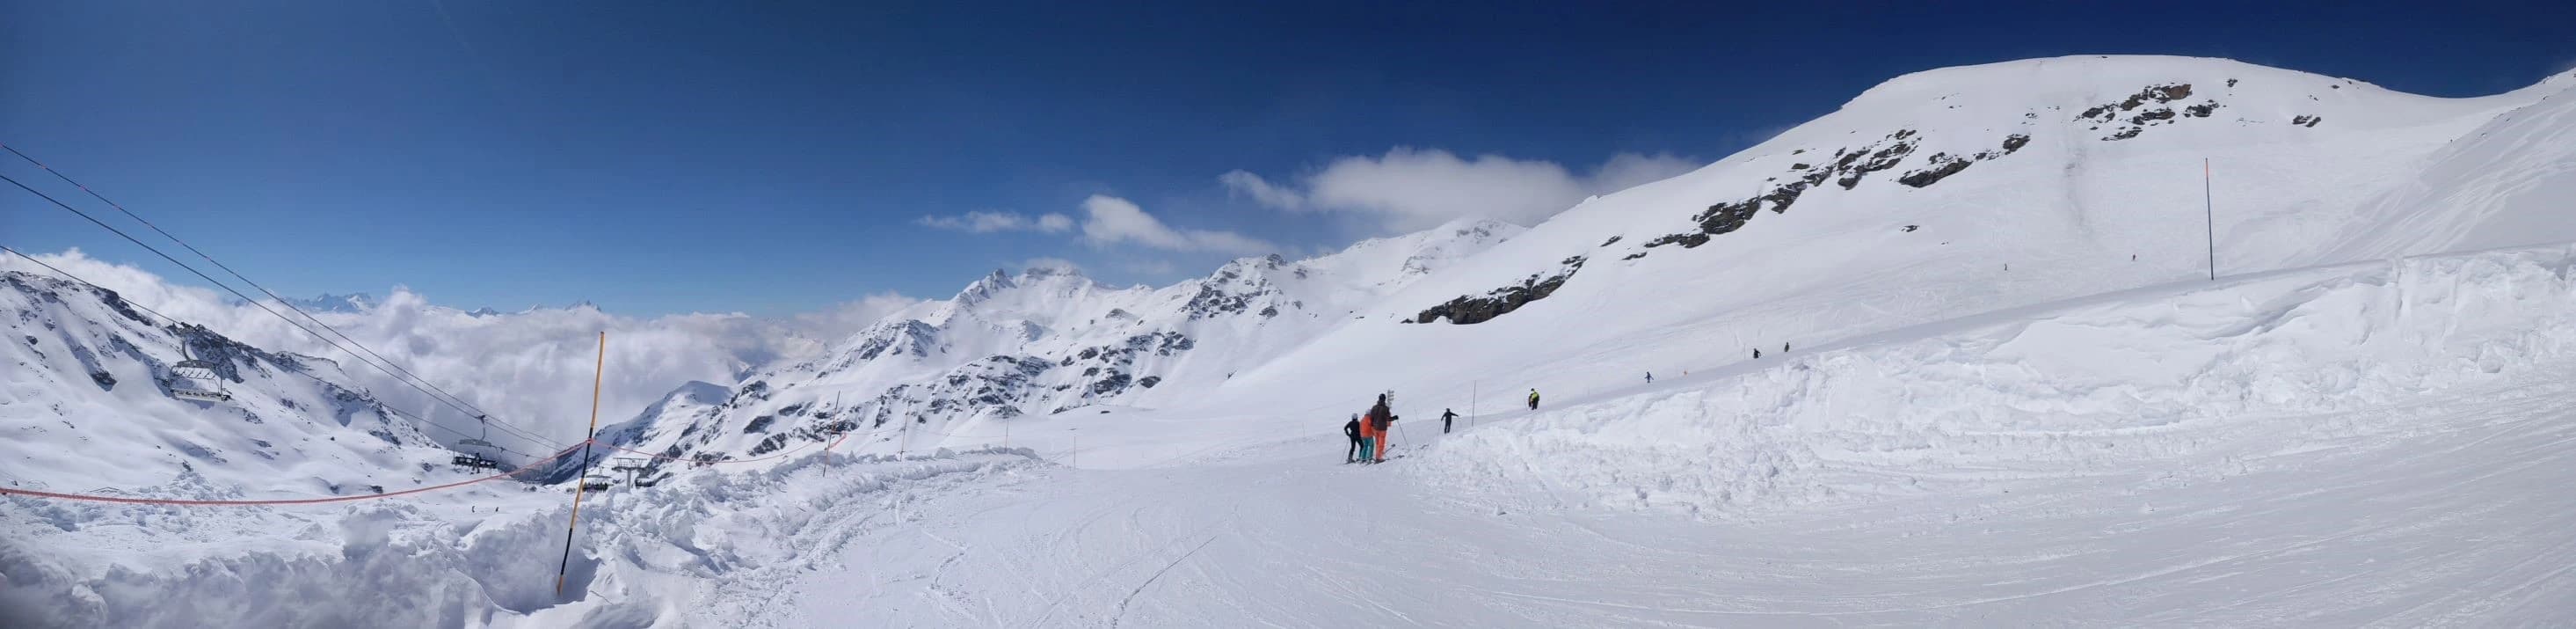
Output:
[
  {"xmin": 554, "ymin": 331, "xmax": 608, "ymax": 596},
  {"xmin": 2205, "ymin": 157, "xmax": 2216, "ymax": 281}
]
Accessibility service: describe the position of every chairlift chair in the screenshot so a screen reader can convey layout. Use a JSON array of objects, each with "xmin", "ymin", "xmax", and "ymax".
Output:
[
  {"xmin": 451, "ymin": 416, "xmax": 503, "ymax": 470},
  {"xmin": 167, "ymin": 349, "xmax": 233, "ymax": 403},
  {"xmin": 579, "ymin": 474, "xmax": 614, "ymax": 491}
]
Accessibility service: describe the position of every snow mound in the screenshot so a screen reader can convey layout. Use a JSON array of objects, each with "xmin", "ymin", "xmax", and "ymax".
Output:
[
  {"xmin": 0, "ymin": 448, "xmax": 1039, "ymax": 628},
  {"xmin": 1413, "ymin": 245, "xmax": 2576, "ymax": 516}
]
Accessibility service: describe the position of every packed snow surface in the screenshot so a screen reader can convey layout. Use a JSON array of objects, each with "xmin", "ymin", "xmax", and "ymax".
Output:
[{"xmin": 7, "ymin": 55, "xmax": 2576, "ymax": 627}]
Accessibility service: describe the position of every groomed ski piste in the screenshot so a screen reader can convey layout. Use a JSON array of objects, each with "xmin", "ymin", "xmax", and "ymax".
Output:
[{"xmin": 6, "ymin": 55, "xmax": 2575, "ymax": 627}]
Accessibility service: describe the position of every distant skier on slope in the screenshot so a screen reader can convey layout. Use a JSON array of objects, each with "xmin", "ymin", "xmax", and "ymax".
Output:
[
  {"xmin": 1526, "ymin": 389, "xmax": 1540, "ymax": 411},
  {"xmin": 1646, "ymin": 371, "xmax": 1654, "ymax": 384},
  {"xmin": 1442, "ymin": 408, "xmax": 1458, "ymax": 434},
  {"xmin": 1343, "ymin": 414, "xmax": 1363, "ymax": 464},
  {"xmin": 1753, "ymin": 347, "xmax": 1762, "ymax": 359}
]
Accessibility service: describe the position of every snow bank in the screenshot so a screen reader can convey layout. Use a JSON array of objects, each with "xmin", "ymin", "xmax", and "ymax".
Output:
[
  {"xmin": 1413, "ymin": 245, "xmax": 2576, "ymax": 516},
  {"xmin": 0, "ymin": 449, "xmax": 1040, "ymax": 629}
]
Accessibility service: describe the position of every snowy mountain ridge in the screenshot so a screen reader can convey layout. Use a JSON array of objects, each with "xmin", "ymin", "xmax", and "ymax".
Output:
[
  {"xmin": 7, "ymin": 55, "xmax": 2576, "ymax": 627},
  {"xmin": 0, "ymin": 272, "xmax": 477, "ymax": 497},
  {"xmin": 582, "ymin": 55, "xmax": 2576, "ymax": 477},
  {"xmin": 585, "ymin": 218, "xmax": 1523, "ymax": 477}
]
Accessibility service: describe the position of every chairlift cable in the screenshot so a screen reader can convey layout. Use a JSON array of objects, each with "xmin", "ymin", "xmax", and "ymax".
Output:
[
  {"xmin": 0, "ymin": 170, "xmax": 564, "ymax": 450},
  {"xmin": 3, "ymin": 244, "xmax": 557, "ymax": 457},
  {"xmin": 4, "ymin": 143, "xmax": 513, "ymax": 427}
]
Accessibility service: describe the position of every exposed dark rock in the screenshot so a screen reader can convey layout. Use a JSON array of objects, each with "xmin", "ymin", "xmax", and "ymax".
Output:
[
  {"xmin": 2226, "ymin": 78, "xmax": 2238, "ymax": 87},
  {"xmin": 1836, "ymin": 139, "xmax": 1917, "ymax": 189},
  {"xmin": 2293, "ymin": 114, "xmax": 2322, "ymax": 128},
  {"xmin": 2107, "ymin": 128, "xmax": 2142, "ymax": 141},
  {"xmin": 747, "ymin": 433, "xmax": 793, "ymax": 456},
  {"xmin": 2119, "ymin": 84, "xmax": 2192, "ymax": 110},
  {"xmin": 728, "ymin": 381, "xmax": 771, "ymax": 407},
  {"xmin": 90, "ymin": 369, "xmax": 115, "ymax": 391},
  {"xmin": 1139, "ymin": 376, "xmax": 1161, "ymax": 388},
  {"xmin": 1903, "ymin": 224, "xmax": 1919, "ymax": 232},
  {"xmin": 1409, "ymin": 256, "xmax": 1586, "ymax": 325},
  {"xmin": 2184, "ymin": 102, "xmax": 2219, "ymax": 117},
  {"xmin": 743, "ymin": 415, "xmax": 775, "ymax": 433},
  {"xmin": 852, "ymin": 320, "xmax": 938, "ymax": 361},
  {"xmin": 1600, "ymin": 236, "xmax": 1622, "ymax": 246},
  {"xmin": 2001, "ymin": 134, "xmax": 2031, "ymax": 154},
  {"xmin": 2129, "ymin": 108, "xmax": 2175, "ymax": 125},
  {"xmin": 1898, "ymin": 153, "xmax": 1975, "ymax": 187}
]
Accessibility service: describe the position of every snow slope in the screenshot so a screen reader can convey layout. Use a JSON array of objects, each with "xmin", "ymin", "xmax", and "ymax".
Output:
[
  {"xmin": 0, "ymin": 272, "xmax": 473, "ymax": 499},
  {"xmin": 1155, "ymin": 55, "xmax": 2576, "ymax": 452},
  {"xmin": 752, "ymin": 244, "xmax": 2576, "ymax": 626},
  {"xmin": 7, "ymin": 55, "xmax": 2576, "ymax": 627}
]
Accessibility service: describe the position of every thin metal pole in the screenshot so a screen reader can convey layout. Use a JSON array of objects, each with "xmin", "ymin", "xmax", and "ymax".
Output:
[
  {"xmin": 2205, "ymin": 157, "xmax": 2216, "ymax": 281},
  {"xmin": 556, "ymin": 331, "xmax": 608, "ymax": 596}
]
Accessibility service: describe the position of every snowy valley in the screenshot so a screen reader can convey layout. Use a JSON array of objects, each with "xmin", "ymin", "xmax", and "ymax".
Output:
[{"xmin": 5, "ymin": 55, "xmax": 2576, "ymax": 627}]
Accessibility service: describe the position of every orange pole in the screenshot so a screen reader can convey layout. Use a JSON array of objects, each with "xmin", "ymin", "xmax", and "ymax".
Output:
[{"xmin": 556, "ymin": 331, "xmax": 608, "ymax": 596}]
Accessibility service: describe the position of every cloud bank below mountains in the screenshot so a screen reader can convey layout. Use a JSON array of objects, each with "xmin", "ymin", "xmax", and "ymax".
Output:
[{"xmin": 4, "ymin": 248, "xmax": 921, "ymax": 449}]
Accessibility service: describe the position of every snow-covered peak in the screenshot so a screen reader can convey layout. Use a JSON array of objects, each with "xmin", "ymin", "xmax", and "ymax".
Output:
[{"xmin": 1, "ymin": 271, "xmax": 479, "ymax": 499}]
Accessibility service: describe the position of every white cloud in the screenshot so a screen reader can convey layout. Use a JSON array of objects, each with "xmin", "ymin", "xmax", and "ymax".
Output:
[
  {"xmin": 1216, "ymin": 170, "xmax": 1306, "ymax": 209},
  {"xmin": 788, "ymin": 292, "xmax": 928, "ymax": 346},
  {"xmin": 1077, "ymin": 194, "xmax": 1276, "ymax": 254},
  {"xmin": 916, "ymin": 210, "xmax": 1073, "ymax": 234},
  {"xmin": 2, "ymin": 248, "xmax": 919, "ymax": 450},
  {"xmin": 1223, "ymin": 149, "xmax": 1700, "ymax": 231},
  {"xmin": 1021, "ymin": 257, "xmax": 1083, "ymax": 274}
]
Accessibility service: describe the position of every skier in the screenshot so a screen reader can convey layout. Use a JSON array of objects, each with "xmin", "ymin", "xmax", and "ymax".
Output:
[
  {"xmin": 1356, "ymin": 411, "xmax": 1377, "ymax": 464},
  {"xmin": 1753, "ymin": 347, "xmax": 1762, "ymax": 359},
  {"xmin": 1441, "ymin": 407, "xmax": 1458, "ymax": 434},
  {"xmin": 1646, "ymin": 371, "xmax": 1654, "ymax": 384},
  {"xmin": 1343, "ymin": 414, "xmax": 1363, "ymax": 464},
  {"xmin": 1365, "ymin": 394, "xmax": 1395, "ymax": 462},
  {"xmin": 1372, "ymin": 412, "xmax": 1397, "ymax": 462},
  {"xmin": 1783, "ymin": 342, "xmax": 1791, "ymax": 353},
  {"xmin": 1526, "ymin": 389, "xmax": 1540, "ymax": 411}
]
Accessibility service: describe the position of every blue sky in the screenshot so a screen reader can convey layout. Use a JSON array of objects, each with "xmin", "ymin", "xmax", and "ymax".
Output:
[{"xmin": 4, "ymin": 0, "xmax": 2571, "ymax": 316}]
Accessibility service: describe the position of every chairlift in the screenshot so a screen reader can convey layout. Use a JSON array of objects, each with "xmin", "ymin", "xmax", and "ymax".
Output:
[
  {"xmin": 579, "ymin": 474, "xmax": 614, "ymax": 491},
  {"xmin": 450, "ymin": 415, "xmax": 502, "ymax": 470},
  {"xmin": 167, "ymin": 348, "xmax": 233, "ymax": 403}
]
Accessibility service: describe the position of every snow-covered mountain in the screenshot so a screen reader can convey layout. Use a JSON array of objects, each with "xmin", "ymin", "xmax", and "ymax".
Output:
[
  {"xmin": 588, "ymin": 55, "xmax": 2576, "ymax": 475},
  {"xmin": 0, "ymin": 272, "xmax": 484, "ymax": 500},
  {"xmin": 1204, "ymin": 55, "xmax": 2576, "ymax": 433},
  {"xmin": 9, "ymin": 55, "xmax": 2576, "ymax": 627},
  {"xmin": 590, "ymin": 219, "xmax": 1523, "ymax": 477}
]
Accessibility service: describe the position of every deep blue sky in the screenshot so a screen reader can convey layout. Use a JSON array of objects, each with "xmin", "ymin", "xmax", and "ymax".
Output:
[{"xmin": 5, "ymin": 0, "xmax": 2571, "ymax": 315}]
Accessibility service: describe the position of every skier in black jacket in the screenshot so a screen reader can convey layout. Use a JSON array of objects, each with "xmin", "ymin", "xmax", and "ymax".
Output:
[
  {"xmin": 1343, "ymin": 414, "xmax": 1363, "ymax": 463},
  {"xmin": 1442, "ymin": 408, "xmax": 1459, "ymax": 434}
]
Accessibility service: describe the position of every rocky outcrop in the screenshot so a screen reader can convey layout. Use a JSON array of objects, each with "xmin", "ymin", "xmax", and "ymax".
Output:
[
  {"xmin": 2078, "ymin": 84, "xmax": 2223, "ymax": 142},
  {"xmin": 1408, "ymin": 256, "xmax": 1587, "ymax": 325}
]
